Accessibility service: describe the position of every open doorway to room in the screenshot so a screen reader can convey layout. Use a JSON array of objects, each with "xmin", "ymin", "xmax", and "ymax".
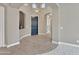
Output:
[
  {"xmin": 45, "ymin": 13, "xmax": 53, "ymax": 40},
  {"xmin": 31, "ymin": 16, "xmax": 38, "ymax": 35},
  {"xmin": 17, "ymin": 3, "xmax": 58, "ymax": 55},
  {"xmin": 0, "ymin": 3, "xmax": 59, "ymax": 55},
  {"xmin": 46, "ymin": 14, "xmax": 51, "ymax": 33}
]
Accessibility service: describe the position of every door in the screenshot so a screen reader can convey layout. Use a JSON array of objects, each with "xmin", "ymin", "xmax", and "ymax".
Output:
[{"xmin": 31, "ymin": 16, "xmax": 38, "ymax": 35}]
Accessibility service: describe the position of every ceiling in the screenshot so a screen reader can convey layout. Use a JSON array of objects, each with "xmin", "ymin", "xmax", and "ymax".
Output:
[
  {"xmin": 2, "ymin": 3, "xmax": 23, "ymax": 8},
  {"xmin": 1, "ymin": 3, "xmax": 58, "ymax": 9}
]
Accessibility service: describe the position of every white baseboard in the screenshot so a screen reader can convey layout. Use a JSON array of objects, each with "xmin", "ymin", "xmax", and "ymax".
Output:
[
  {"xmin": 52, "ymin": 41, "xmax": 79, "ymax": 48},
  {"xmin": 0, "ymin": 45, "xmax": 4, "ymax": 48},
  {"xmin": 52, "ymin": 41, "xmax": 59, "ymax": 44},
  {"xmin": 7, "ymin": 42, "xmax": 20, "ymax": 48},
  {"xmin": 38, "ymin": 33, "xmax": 46, "ymax": 35},
  {"xmin": 2, "ymin": 44, "xmax": 6, "ymax": 47},
  {"xmin": 0, "ymin": 44, "xmax": 6, "ymax": 48},
  {"xmin": 20, "ymin": 34, "xmax": 31, "ymax": 40},
  {"xmin": 20, "ymin": 33, "xmax": 46, "ymax": 40}
]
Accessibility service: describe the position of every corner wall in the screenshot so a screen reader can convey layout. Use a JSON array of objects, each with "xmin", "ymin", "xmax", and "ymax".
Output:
[
  {"xmin": 0, "ymin": 6, "xmax": 5, "ymax": 47},
  {"xmin": 60, "ymin": 4, "xmax": 79, "ymax": 45},
  {"xmin": 19, "ymin": 6, "xmax": 49, "ymax": 39},
  {"xmin": 5, "ymin": 6, "xmax": 19, "ymax": 45},
  {"xmin": 51, "ymin": 5, "xmax": 59, "ymax": 42}
]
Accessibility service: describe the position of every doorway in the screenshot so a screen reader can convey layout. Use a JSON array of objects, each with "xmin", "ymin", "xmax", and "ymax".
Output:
[
  {"xmin": 31, "ymin": 16, "xmax": 38, "ymax": 35},
  {"xmin": 45, "ymin": 13, "xmax": 53, "ymax": 41},
  {"xmin": 45, "ymin": 13, "xmax": 52, "ymax": 34}
]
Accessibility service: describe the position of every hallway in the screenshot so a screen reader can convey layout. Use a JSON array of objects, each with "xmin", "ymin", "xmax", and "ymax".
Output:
[
  {"xmin": 0, "ymin": 34, "xmax": 53, "ymax": 55},
  {"xmin": 0, "ymin": 3, "xmax": 58, "ymax": 55}
]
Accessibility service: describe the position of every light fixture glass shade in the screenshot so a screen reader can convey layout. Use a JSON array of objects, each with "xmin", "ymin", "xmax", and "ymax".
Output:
[
  {"xmin": 35, "ymin": 9, "xmax": 39, "ymax": 13},
  {"xmin": 32, "ymin": 3, "xmax": 37, "ymax": 8},
  {"xmin": 41, "ymin": 3, "xmax": 45, "ymax": 8}
]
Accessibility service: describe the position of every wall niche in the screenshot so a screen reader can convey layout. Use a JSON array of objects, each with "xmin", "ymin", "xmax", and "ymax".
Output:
[{"xmin": 19, "ymin": 11, "xmax": 25, "ymax": 29}]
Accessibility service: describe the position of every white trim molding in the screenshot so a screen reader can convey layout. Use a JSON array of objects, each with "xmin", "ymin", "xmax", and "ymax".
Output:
[
  {"xmin": 20, "ymin": 34, "xmax": 31, "ymax": 40},
  {"xmin": 7, "ymin": 42, "xmax": 20, "ymax": 48},
  {"xmin": 52, "ymin": 41, "xmax": 79, "ymax": 48},
  {"xmin": 0, "ymin": 45, "xmax": 6, "ymax": 48},
  {"xmin": 20, "ymin": 33, "xmax": 47, "ymax": 40},
  {"xmin": 38, "ymin": 33, "xmax": 46, "ymax": 35},
  {"xmin": 0, "ymin": 6, "xmax": 5, "ymax": 48}
]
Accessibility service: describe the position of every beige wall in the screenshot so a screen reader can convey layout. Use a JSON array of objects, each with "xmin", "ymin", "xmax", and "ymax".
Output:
[
  {"xmin": 0, "ymin": 3, "xmax": 58, "ymax": 47},
  {"xmin": 51, "ymin": 6, "xmax": 59, "ymax": 42},
  {"xmin": 5, "ymin": 6, "xmax": 19, "ymax": 45},
  {"xmin": 0, "ymin": 6, "xmax": 5, "ymax": 47},
  {"xmin": 60, "ymin": 4, "xmax": 79, "ymax": 45},
  {"xmin": 19, "ymin": 6, "xmax": 31, "ymax": 38},
  {"xmin": 19, "ymin": 5, "xmax": 52, "ymax": 38}
]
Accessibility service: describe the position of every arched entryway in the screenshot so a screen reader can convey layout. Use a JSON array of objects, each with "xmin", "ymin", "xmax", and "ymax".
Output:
[
  {"xmin": 44, "ymin": 12, "xmax": 53, "ymax": 41},
  {"xmin": 0, "ymin": 3, "xmax": 58, "ymax": 54}
]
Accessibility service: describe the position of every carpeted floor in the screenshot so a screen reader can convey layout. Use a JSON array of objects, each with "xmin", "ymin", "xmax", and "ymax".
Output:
[{"xmin": 0, "ymin": 34, "xmax": 53, "ymax": 55}]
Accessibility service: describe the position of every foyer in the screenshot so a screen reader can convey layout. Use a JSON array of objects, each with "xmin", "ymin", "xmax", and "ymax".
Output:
[
  {"xmin": 0, "ymin": 34, "xmax": 53, "ymax": 55},
  {"xmin": 0, "ymin": 3, "xmax": 58, "ymax": 55}
]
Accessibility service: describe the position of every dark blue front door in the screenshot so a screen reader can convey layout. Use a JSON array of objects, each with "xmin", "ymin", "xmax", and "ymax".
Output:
[{"xmin": 31, "ymin": 16, "xmax": 38, "ymax": 35}]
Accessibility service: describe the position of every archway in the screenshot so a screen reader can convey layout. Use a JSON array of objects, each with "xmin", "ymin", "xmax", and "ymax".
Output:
[{"xmin": 44, "ymin": 12, "xmax": 53, "ymax": 41}]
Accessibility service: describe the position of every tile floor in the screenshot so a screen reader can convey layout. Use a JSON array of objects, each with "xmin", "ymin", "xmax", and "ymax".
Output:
[{"xmin": 41, "ymin": 43, "xmax": 79, "ymax": 55}]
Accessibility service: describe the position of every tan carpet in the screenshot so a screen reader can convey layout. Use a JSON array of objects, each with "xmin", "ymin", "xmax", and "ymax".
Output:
[{"xmin": 0, "ymin": 34, "xmax": 53, "ymax": 55}]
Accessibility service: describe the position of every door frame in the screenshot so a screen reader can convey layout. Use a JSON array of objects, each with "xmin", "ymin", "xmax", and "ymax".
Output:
[{"xmin": 31, "ymin": 15, "xmax": 39, "ymax": 35}]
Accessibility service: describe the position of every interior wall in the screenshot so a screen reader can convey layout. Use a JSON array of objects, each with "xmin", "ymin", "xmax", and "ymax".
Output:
[
  {"xmin": 19, "ymin": 5, "xmax": 49, "ymax": 39},
  {"xmin": 60, "ymin": 3, "xmax": 79, "ymax": 45},
  {"xmin": 51, "ymin": 6, "xmax": 59, "ymax": 42},
  {"xmin": 5, "ymin": 6, "xmax": 19, "ymax": 45},
  {"xmin": 19, "ymin": 6, "xmax": 31, "ymax": 38},
  {"xmin": 0, "ymin": 6, "xmax": 5, "ymax": 47},
  {"xmin": 19, "ymin": 4, "xmax": 59, "ymax": 43},
  {"xmin": 0, "ymin": 4, "xmax": 59, "ymax": 46}
]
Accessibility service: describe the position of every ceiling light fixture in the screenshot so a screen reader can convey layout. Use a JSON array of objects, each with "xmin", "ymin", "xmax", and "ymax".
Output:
[{"xmin": 35, "ymin": 9, "xmax": 40, "ymax": 13}]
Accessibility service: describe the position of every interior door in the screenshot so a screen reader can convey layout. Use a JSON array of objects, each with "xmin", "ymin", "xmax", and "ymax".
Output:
[{"xmin": 31, "ymin": 16, "xmax": 38, "ymax": 35}]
